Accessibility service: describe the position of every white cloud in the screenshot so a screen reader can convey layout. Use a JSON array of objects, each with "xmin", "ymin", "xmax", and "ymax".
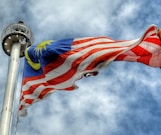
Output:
[
  {"xmin": 119, "ymin": 2, "xmax": 140, "ymax": 20},
  {"xmin": 0, "ymin": 0, "xmax": 161, "ymax": 135}
]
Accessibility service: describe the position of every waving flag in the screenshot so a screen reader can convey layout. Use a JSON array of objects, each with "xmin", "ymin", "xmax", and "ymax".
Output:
[{"xmin": 19, "ymin": 25, "xmax": 161, "ymax": 116}]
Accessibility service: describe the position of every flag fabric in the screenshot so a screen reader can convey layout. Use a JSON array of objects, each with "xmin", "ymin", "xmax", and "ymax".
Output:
[{"xmin": 19, "ymin": 25, "xmax": 161, "ymax": 116}]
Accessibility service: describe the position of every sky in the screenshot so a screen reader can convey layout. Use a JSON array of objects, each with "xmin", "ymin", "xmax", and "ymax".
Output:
[{"xmin": 1, "ymin": 0, "xmax": 161, "ymax": 135}]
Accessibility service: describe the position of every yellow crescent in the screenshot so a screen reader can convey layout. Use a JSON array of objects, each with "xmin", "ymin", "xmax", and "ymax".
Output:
[{"xmin": 25, "ymin": 48, "xmax": 41, "ymax": 70}]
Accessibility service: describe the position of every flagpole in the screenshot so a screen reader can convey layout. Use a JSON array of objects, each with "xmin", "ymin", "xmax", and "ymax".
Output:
[{"xmin": 0, "ymin": 21, "xmax": 33, "ymax": 135}]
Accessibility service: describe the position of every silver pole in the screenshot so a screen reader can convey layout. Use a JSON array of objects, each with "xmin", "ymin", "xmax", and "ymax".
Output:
[
  {"xmin": 0, "ymin": 21, "xmax": 34, "ymax": 135},
  {"xmin": 0, "ymin": 42, "xmax": 21, "ymax": 135}
]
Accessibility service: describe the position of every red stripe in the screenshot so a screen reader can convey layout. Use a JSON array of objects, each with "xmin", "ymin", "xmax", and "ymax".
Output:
[
  {"xmin": 143, "ymin": 26, "xmax": 156, "ymax": 37},
  {"xmin": 137, "ymin": 55, "xmax": 152, "ymax": 65},
  {"xmin": 63, "ymin": 86, "xmax": 76, "ymax": 90},
  {"xmin": 85, "ymin": 50, "xmax": 122, "ymax": 70},
  {"xmin": 22, "ymin": 74, "xmax": 45, "ymax": 85},
  {"xmin": 38, "ymin": 88, "xmax": 54, "ymax": 99},
  {"xmin": 22, "ymin": 82, "xmax": 48, "ymax": 95},
  {"xmin": 131, "ymin": 45, "xmax": 152, "ymax": 56},
  {"xmin": 116, "ymin": 43, "xmax": 153, "ymax": 65},
  {"xmin": 72, "ymin": 37, "xmax": 114, "ymax": 45},
  {"xmin": 23, "ymin": 56, "xmax": 66, "ymax": 85},
  {"xmin": 115, "ymin": 54, "xmax": 127, "ymax": 61},
  {"xmin": 38, "ymin": 85, "xmax": 75, "ymax": 100},
  {"xmin": 19, "ymin": 105, "xmax": 23, "ymax": 110},
  {"xmin": 144, "ymin": 37, "xmax": 161, "ymax": 47},
  {"xmin": 133, "ymin": 45, "xmax": 152, "ymax": 65},
  {"xmin": 25, "ymin": 99, "xmax": 34, "ymax": 104}
]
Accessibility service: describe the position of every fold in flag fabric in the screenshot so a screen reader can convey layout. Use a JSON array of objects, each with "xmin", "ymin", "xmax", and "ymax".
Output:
[{"xmin": 19, "ymin": 24, "xmax": 161, "ymax": 116}]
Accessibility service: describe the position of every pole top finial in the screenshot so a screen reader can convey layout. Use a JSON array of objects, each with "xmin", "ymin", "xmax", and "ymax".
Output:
[
  {"xmin": 1, "ymin": 21, "xmax": 34, "ymax": 57},
  {"xmin": 18, "ymin": 20, "xmax": 24, "ymax": 24}
]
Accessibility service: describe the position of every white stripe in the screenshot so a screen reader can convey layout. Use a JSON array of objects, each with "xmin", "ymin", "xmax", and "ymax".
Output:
[
  {"xmin": 21, "ymin": 86, "xmax": 56, "ymax": 102},
  {"xmin": 140, "ymin": 41, "xmax": 161, "ymax": 54},
  {"xmin": 123, "ymin": 50, "xmax": 138, "ymax": 62},
  {"xmin": 73, "ymin": 37, "xmax": 114, "ymax": 43},
  {"xmin": 72, "ymin": 38, "xmax": 139, "ymax": 50},
  {"xmin": 141, "ymin": 27, "xmax": 158, "ymax": 41}
]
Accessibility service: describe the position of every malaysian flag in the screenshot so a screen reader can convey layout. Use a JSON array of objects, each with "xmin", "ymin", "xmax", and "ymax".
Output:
[{"xmin": 19, "ymin": 25, "xmax": 161, "ymax": 116}]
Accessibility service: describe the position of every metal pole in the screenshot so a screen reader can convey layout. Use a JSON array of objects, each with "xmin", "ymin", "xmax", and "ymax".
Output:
[
  {"xmin": 0, "ymin": 21, "xmax": 34, "ymax": 135},
  {"xmin": 0, "ymin": 42, "xmax": 21, "ymax": 135}
]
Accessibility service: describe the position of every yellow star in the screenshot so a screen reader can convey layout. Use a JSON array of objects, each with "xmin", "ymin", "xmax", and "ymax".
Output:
[{"xmin": 34, "ymin": 40, "xmax": 53, "ymax": 56}]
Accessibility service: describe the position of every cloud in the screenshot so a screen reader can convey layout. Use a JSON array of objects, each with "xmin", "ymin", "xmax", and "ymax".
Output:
[
  {"xmin": 0, "ymin": 0, "xmax": 161, "ymax": 135},
  {"xmin": 28, "ymin": 0, "xmax": 111, "ymax": 41}
]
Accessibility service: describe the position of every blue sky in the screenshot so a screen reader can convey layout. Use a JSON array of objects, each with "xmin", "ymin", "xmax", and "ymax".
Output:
[{"xmin": 1, "ymin": 0, "xmax": 161, "ymax": 135}]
